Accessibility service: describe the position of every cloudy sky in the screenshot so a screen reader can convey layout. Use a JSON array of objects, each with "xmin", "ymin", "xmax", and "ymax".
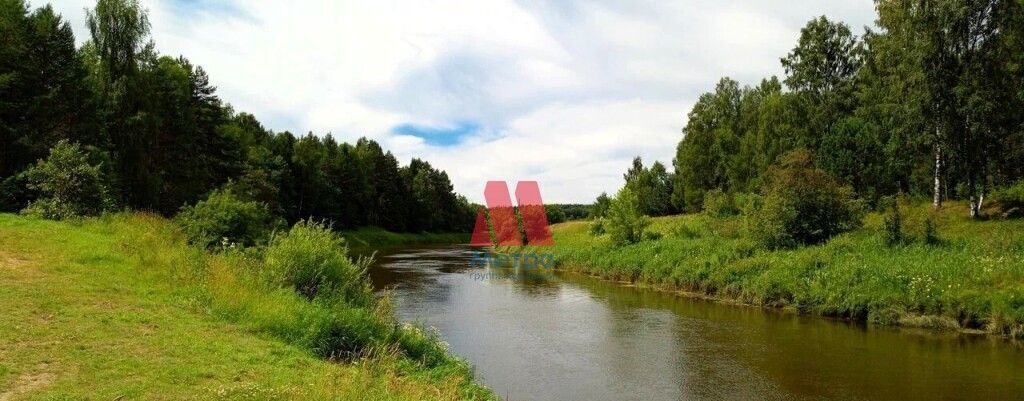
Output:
[{"xmin": 50, "ymin": 0, "xmax": 877, "ymax": 203}]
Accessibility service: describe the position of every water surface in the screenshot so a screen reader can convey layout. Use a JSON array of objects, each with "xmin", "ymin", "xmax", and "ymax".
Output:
[{"xmin": 369, "ymin": 245, "xmax": 1024, "ymax": 401}]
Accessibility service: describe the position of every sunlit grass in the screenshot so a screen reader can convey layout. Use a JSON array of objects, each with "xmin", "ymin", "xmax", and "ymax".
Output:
[
  {"xmin": 0, "ymin": 213, "xmax": 492, "ymax": 400},
  {"xmin": 550, "ymin": 202, "xmax": 1024, "ymax": 338}
]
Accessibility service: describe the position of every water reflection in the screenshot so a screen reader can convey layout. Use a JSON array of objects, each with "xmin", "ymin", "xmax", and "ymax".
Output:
[{"xmin": 370, "ymin": 245, "xmax": 1024, "ymax": 401}]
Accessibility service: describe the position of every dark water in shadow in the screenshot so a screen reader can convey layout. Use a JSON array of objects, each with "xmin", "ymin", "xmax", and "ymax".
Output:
[{"xmin": 369, "ymin": 245, "xmax": 1024, "ymax": 401}]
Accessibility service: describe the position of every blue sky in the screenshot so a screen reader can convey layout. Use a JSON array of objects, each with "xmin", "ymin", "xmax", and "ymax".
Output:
[
  {"xmin": 166, "ymin": 0, "xmax": 242, "ymax": 16},
  {"xmin": 52, "ymin": 0, "xmax": 877, "ymax": 203},
  {"xmin": 391, "ymin": 121, "xmax": 481, "ymax": 147}
]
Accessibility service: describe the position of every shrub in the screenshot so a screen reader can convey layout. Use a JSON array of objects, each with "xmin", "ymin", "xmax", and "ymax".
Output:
[
  {"xmin": 589, "ymin": 218, "xmax": 606, "ymax": 235},
  {"xmin": 748, "ymin": 194, "xmax": 796, "ymax": 248},
  {"xmin": 883, "ymin": 198, "xmax": 905, "ymax": 247},
  {"xmin": 545, "ymin": 206, "xmax": 568, "ymax": 224},
  {"xmin": 21, "ymin": 140, "xmax": 113, "ymax": 220},
  {"xmin": 992, "ymin": 181, "xmax": 1024, "ymax": 214},
  {"xmin": 304, "ymin": 306, "xmax": 392, "ymax": 359},
  {"xmin": 734, "ymin": 193, "xmax": 761, "ymax": 214},
  {"xmin": 670, "ymin": 223, "xmax": 700, "ymax": 239},
  {"xmin": 606, "ymin": 186, "xmax": 650, "ymax": 246},
  {"xmin": 923, "ymin": 216, "xmax": 940, "ymax": 245},
  {"xmin": 263, "ymin": 220, "xmax": 374, "ymax": 306},
  {"xmin": 590, "ymin": 192, "xmax": 612, "ymax": 219},
  {"xmin": 702, "ymin": 189, "xmax": 739, "ymax": 218},
  {"xmin": 749, "ymin": 149, "xmax": 863, "ymax": 249},
  {"xmin": 175, "ymin": 188, "xmax": 281, "ymax": 249}
]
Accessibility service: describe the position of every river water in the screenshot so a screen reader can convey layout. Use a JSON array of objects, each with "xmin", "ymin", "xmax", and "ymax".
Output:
[{"xmin": 368, "ymin": 245, "xmax": 1024, "ymax": 401}]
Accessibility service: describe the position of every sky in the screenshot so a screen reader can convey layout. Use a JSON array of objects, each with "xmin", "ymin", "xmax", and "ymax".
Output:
[{"xmin": 50, "ymin": 0, "xmax": 877, "ymax": 203}]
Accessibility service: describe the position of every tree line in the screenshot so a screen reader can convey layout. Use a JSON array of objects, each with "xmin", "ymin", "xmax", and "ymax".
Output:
[
  {"xmin": 0, "ymin": 0, "xmax": 475, "ymax": 232},
  {"xmin": 610, "ymin": 1, "xmax": 1024, "ymax": 220}
]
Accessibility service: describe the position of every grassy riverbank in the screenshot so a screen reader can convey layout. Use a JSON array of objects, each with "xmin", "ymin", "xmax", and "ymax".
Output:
[
  {"xmin": 0, "ymin": 213, "xmax": 493, "ymax": 400},
  {"xmin": 341, "ymin": 227, "xmax": 469, "ymax": 254},
  {"xmin": 549, "ymin": 202, "xmax": 1024, "ymax": 338}
]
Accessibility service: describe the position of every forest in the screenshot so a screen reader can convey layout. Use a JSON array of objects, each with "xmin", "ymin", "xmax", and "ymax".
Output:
[
  {"xmin": 604, "ymin": 2, "xmax": 1024, "ymax": 223},
  {"xmin": 0, "ymin": 0, "xmax": 475, "ymax": 234},
  {"xmin": 0, "ymin": 2, "xmax": 497, "ymax": 398},
  {"xmin": 565, "ymin": 0, "xmax": 1024, "ymax": 340}
]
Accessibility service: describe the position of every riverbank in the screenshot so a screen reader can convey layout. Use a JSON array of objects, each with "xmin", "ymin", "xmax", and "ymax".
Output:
[
  {"xmin": 341, "ymin": 226, "xmax": 469, "ymax": 254},
  {"xmin": 0, "ymin": 213, "xmax": 493, "ymax": 400},
  {"xmin": 548, "ymin": 201, "xmax": 1024, "ymax": 338}
]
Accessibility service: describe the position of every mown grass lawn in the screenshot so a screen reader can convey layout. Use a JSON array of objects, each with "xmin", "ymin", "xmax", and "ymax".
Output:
[
  {"xmin": 0, "ymin": 214, "xmax": 483, "ymax": 400},
  {"xmin": 550, "ymin": 201, "xmax": 1024, "ymax": 337}
]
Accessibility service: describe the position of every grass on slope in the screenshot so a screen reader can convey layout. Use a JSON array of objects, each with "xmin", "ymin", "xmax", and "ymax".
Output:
[
  {"xmin": 549, "ymin": 202, "xmax": 1024, "ymax": 338},
  {"xmin": 0, "ymin": 214, "xmax": 490, "ymax": 400},
  {"xmin": 340, "ymin": 227, "xmax": 468, "ymax": 254}
]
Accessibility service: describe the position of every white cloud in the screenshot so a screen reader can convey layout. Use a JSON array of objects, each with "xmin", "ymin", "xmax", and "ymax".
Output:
[
  {"xmin": 48, "ymin": 0, "xmax": 877, "ymax": 203},
  {"xmin": 417, "ymin": 99, "xmax": 689, "ymax": 203}
]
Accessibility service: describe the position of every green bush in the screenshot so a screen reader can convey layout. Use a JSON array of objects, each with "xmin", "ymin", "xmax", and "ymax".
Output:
[
  {"xmin": 750, "ymin": 149, "xmax": 863, "ymax": 249},
  {"xmin": 748, "ymin": 193, "xmax": 796, "ymax": 248},
  {"xmin": 175, "ymin": 188, "xmax": 281, "ymax": 249},
  {"xmin": 590, "ymin": 192, "xmax": 612, "ymax": 219},
  {"xmin": 21, "ymin": 140, "xmax": 113, "ymax": 220},
  {"xmin": 735, "ymin": 193, "xmax": 763, "ymax": 215},
  {"xmin": 589, "ymin": 218, "xmax": 606, "ymax": 235},
  {"xmin": 606, "ymin": 186, "xmax": 650, "ymax": 246},
  {"xmin": 923, "ymin": 216, "xmax": 940, "ymax": 245},
  {"xmin": 883, "ymin": 198, "xmax": 905, "ymax": 247},
  {"xmin": 392, "ymin": 322, "xmax": 453, "ymax": 368},
  {"xmin": 263, "ymin": 220, "xmax": 373, "ymax": 305},
  {"xmin": 702, "ymin": 189, "xmax": 739, "ymax": 217},
  {"xmin": 992, "ymin": 180, "xmax": 1024, "ymax": 213},
  {"xmin": 670, "ymin": 222, "xmax": 700, "ymax": 239},
  {"xmin": 302, "ymin": 305, "xmax": 392, "ymax": 359}
]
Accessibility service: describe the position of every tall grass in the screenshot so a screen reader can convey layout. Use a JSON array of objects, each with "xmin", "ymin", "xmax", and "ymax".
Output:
[
  {"xmin": 109, "ymin": 214, "xmax": 494, "ymax": 398},
  {"xmin": 550, "ymin": 202, "xmax": 1024, "ymax": 338}
]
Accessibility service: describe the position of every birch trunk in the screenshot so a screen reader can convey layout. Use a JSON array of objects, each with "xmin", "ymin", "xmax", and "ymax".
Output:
[{"xmin": 970, "ymin": 188, "xmax": 986, "ymax": 219}]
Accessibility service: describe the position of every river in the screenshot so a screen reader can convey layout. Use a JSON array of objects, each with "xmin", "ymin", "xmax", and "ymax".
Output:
[{"xmin": 368, "ymin": 245, "xmax": 1024, "ymax": 401}]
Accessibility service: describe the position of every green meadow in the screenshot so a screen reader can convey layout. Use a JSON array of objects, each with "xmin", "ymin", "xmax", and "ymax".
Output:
[
  {"xmin": 0, "ymin": 213, "xmax": 493, "ymax": 400},
  {"xmin": 549, "ymin": 202, "xmax": 1024, "ymax": 338}
]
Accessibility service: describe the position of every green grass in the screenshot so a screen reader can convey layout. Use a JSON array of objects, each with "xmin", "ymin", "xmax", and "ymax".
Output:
[
  {"xmin": 549, "ymin": 202, "xmax": 1024, "ymax": 338},
  {"xmin": 0, "ymin": 213, "xmax": 493, "ymax": 400},
  {"xmin": 340, "ymin": 227, "xmax": 468, "ymax": 254}
]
